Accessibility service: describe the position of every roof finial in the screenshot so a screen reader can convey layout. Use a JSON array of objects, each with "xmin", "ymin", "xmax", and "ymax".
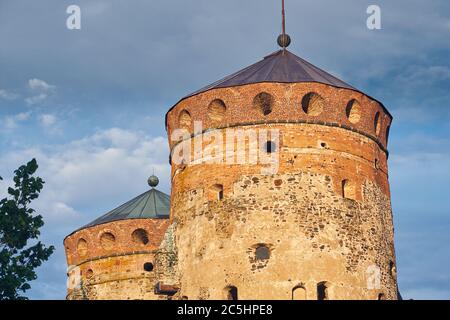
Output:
[
  {"xmin": 148, "ymin": 174, "xmax": 159, "ymax": 188},
  {"xmin": 277, "ymin": 0, "xmax": 291, "ymax": 49}
]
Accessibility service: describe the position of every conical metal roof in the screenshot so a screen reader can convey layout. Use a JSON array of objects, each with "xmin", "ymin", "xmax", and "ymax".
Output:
[
  {"xmin": 73, "ymin": 187, "xmax": 170, "ymax": 234},
  {"xmin": 189, "ymin": 49, "xmax": 355, "ymax": 96}
]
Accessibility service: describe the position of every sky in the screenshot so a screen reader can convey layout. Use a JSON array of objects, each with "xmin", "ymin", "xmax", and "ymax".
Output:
[{"xmin": 0, "ymin": 0, "xmax": 449, "ymax": 300}]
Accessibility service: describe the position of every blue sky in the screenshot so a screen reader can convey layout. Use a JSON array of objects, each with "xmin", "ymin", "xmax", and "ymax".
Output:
[{"xmin": 0, "ymin": 0, "xmax": 449, "ymax": 299}]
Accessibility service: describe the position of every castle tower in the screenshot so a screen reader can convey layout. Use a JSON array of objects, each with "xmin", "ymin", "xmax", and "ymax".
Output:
[
  {"xmin": 64, "ymin": 176, "xmax": 171, "ymax": 300},
  {"xmin": 165, "ymin": 38, "xmax": 398, "ymax": 298}
]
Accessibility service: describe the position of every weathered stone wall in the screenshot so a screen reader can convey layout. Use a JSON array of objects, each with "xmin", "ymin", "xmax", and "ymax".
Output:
[
  {"xmin": 64, "ymin": 218, "xmax": 170, "ymax": 300},
  {"xmin": 166, "ymin": 82, "xmax": 397, "ymax": 300},
  {"xmin": 171, "ymin": 171, "xmax": 396, "ymax": 300}
]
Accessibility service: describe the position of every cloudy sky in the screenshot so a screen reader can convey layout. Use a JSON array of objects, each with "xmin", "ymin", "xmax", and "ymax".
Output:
[{"xmin": 0, "ymin": 0, "xmax": 449, "ymax": 300}]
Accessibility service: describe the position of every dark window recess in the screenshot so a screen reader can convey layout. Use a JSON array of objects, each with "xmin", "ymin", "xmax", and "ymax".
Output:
[
  {"xmin": 317, "ymin": 282, "xmax": 328, "ymax": 300},
  {"xmin": 212, "ymin": 184, "xmax": 224, "ymax": 201},
  {"xmin": 266, "ymin": 141, "xmax": 276, "ymax": 153},
  {"xmin": 227, "ymin": 286, "xmax": 238, "ymax": 300},
  {"xmin": 132, "ymin": 228, "xmax": 149, "ymax": 245},
  {"xmin": 255, "ymin": 246, "xmax": 270, "ymax": 260},
  {"xmin": 143, "ymin": 262, "xmax": 154, "ymax": 272},
  {"xmin": 253, "ymin": 92, "xmax": 274, "ymax": 116}
]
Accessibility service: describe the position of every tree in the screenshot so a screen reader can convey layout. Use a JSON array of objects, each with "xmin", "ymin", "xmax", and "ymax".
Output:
[{"xmin": 0, "ymin": 159, "xmax": 54, "ymax": 300}]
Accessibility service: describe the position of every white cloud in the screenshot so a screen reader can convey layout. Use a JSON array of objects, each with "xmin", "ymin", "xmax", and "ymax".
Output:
[
  {"xmin": 25, "ymin": 93, "xmax": 48, "ymax": 106},
  {"xmin": 25, "ymin": 78, "xmax": 55, "ymax": 106},
  {"xmin": 28, "ymin": 78, "xmax": 55, "ymax": 91},
  {"xmin": 39, "ymin": 114, "xmax": 57, "ymax": 127},
  {"xmin": 0, "ymin": 89, "xmax": 19, "ymax": 100},
  {"xmin": 2, "ymin": 111, "xmax": 32, "ymax": 130},
  {"xmin": 0, "ymin": 127, "xmax": 170, "ymax": 225}
]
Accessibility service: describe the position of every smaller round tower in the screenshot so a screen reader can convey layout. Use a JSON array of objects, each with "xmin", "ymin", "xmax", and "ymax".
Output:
[{"xmin": 64, "ymin": 176, "xmax": 171, "ymax": 300}]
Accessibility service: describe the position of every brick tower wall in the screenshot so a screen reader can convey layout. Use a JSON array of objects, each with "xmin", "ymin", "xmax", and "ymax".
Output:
[
  {"xmin": 165, "ymin": 82, "xmax": 397, "ymax": 300},
  {"xmin": 64, "ymin": 218, "xmax": 170, "ymax": 300}
]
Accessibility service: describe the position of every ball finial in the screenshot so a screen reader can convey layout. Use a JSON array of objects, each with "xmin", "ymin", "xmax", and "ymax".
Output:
[
  {"xmin": 147, "ymin": 175, "xmax": 159, "ymax": 188},
  {"xmin": 277, "ymin": 34, "xmax": 291, "ymax": 48}
]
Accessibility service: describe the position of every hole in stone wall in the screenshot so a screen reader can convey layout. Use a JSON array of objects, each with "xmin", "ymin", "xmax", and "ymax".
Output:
[
  {"xmin": 132, "ymin": 229, "xmax": 149, "ymax": 245},
  {"xmin": 208, "ymin": 99, "xmax": 226, "ymax": 122},
  {"xmin": 143, "ymin": 262, "xmax": 154, "ymax": 272},
  {"xmin": 317, "ymin": 282, "xmax": 329, "ymax": 300},
  {"xmin": 211, "ymin": 184, "xmax": 224, "ymax": 201},
  {"xmin": 100, "ymin": 232, "xmax": 116, "ymax": 250},
  {"xmin": 389, "ymin": 261, "xmax": 397, "ymax": 278},
  {"xmin": 346, "ymin": 99, "xmax": 362, "ymax": 124},
  {"xmin": 378, "ymin": 293, "xmax": 386, "ymax": 300},
  {"xmin": 302, "ymin": 92, "xmax": 325, "ymax": 116},
  {"xmin": 274, "ymin": 179, "xmax": 283, "ymax": 187},
  {"xmin": 255, "ymin": 245, "xmax": 270, "ymax": 260},
  {"xmin": 225, "ymin": 286, "xmax": 238, "ymax": 300},
  {"xmin": 86, "ymin": 269, "xmax": 94, "ymax": 279},
  {"xmin": 292, "ymin": 285, "xmax": 307, "ymax": 300},
  {"xmin": 375, "ymin": 159, "xmax": 379, "ymax": 170},
  {"xmin": 265, "ymin": 141, "xmax": 276, "ymax": 153},
  {"xmin": 253, "ymin": 92, "xmax": 274, "ymax": 116},
  {"xmin": 374, "ymin": 112, "xmax": 381, "ymax": 135},
  {"xmin": 77, "ymin": 238, "xmax": 88, "ymax": 256},
  {"xmin": 320, "ymin": 142, "xmax": 327, "ymax": 148},
  {"xmin": 179, "ymin": 109, "xmax": 192, "ymax": 129},
  {"xmin": 181, "ymin": 296, "xmax": 189, "ymax": 300},
  {"xmin": 342, "ymin": 179, "xmax": 357, "ymax": 200}
]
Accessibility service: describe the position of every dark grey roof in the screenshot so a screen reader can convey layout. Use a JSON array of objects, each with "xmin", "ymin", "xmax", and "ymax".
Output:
[
  {"xmin": 166, "ymin": 49, "xmax": 392, "ymax": 126},
  {"xmin": 75, "ymin": 188, "xmax": 170, "ymax": 233},
  {"xmin": 190, "ymin": 49, "xmax": 355, "ymax": 96}
]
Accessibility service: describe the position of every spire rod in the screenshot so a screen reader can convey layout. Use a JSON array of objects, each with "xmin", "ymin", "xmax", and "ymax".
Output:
[{"xmin": 277, "ymin": 0, "xmax": 291, "ymax": 49}]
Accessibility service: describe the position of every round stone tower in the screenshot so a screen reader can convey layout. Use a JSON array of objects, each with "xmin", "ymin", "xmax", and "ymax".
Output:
[
  {"xmin": 165, "ymin": 47, "xmax": 397, "ymax": 299},
  {"xmin": 64, "ymin": 176, "xmax": 171, "ymax": 300}
]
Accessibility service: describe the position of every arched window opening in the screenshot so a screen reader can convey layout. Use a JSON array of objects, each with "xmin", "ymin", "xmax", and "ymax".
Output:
[
  {"xmin": 342, "ymin": 179, "xmax": 356, "ymax": 200},
  {"xmin": 179, "ymin": 109, "xmax": 192, "ymax": 129},
  {"xmin": 378, "ymin": 293, "xmax": 386, "ymax": 300},
  {"xmin": 386, "ymin": 125, "xmax": 391, "ymax": 144},
  {"xmin": 225, "ymin": 286, "xmax": 238, "ymax": 300},
  {"xmin": 292, "ymin": 285, "xmax": 307, "ymax": 300},
  {"xmin": 374, "ymin": 112, "xmax": 381, "ymax": 136},
  {"xmin": 255, "ymin": 245, "xmax": 270, "ymax": 261},
  {"xmin": 317, "ymin": 282, "xmax": 329, "ymax": 300},
  {"xmin": 132, "ymin": 229, "xmax": 149, "ymax": 245},
  {"xmin": 208, "ymin": 99, "xmax": 226, "ymax": 122},
  {"xmin": 253, "ymin": 92, "xmax": 274, "ymax": 116},
  {"xmin": 345, "ymin": 99, "xmax": 362, "ymax": 124},
  {"xmin": 302, "ymin": 92, "xmax": 325, "ymax": 116},
  {"xmin": 100, "ymin": 232, "xmax": 116, "ymax": 250},
  {"xmin": 144, "ymin": 262, "xmax": 154, "ymax": 272},
  {"xmin": 77, "ymin": 238, "xmax": 88, "ymax": 256}
]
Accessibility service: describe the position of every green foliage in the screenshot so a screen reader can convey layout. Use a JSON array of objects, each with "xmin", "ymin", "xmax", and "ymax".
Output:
[{"xmin": 0, "ymin": 159, "xmax": 55, "ymax": 300}]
